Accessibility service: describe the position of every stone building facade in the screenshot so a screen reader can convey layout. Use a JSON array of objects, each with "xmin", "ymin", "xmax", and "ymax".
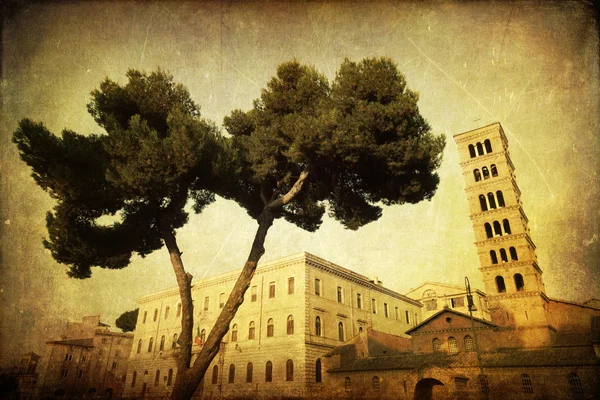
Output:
[
  {"xmin": 122, "ymin": 252, "xmax": 422, "ymax": 399},
  {"xmin": 35, "ymin": 316, "xmax": 134, "ymax": 399}
]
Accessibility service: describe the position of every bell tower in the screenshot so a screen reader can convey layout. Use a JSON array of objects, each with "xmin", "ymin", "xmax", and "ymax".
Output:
[{"xmin": 454, "ymin": 122, "xmax": 554, "ymax": 346}]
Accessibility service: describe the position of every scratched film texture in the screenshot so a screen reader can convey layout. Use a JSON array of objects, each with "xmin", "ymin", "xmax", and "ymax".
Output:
[{"xmin": 0, "ymin": 1, "xmax": 598, "ymax": 365}]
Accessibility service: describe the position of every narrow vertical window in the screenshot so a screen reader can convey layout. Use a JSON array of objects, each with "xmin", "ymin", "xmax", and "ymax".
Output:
[
  {"xmin": 476, "ymin": 142, "xmax": 484, "ymax": 156},
  {"xmin": 484, "ymin": 139, "xmax": 492, "ymax": 153},
  {"xmin": 493, "ymin": 221, "xmax": 502, "ymax": 236},
  {"xmin": 137, "ymin": 339, "xmax": 142, "ymax": 354},
  {"xmin": 473, "ymin": 169, "xmax": 481, "ymax": 182},
  {"xmin": 356, "ymin": 293, "xmax": 362, "ymax": 309},
  {"xmin": 496, "ymin": 276, "xmax": 506, "ymax": 293},
  {"xmin": 479, "ymin": 194, "xmax": 488, "ymax": 212},
  {"xmin": 491, "ymin": 164, "xmax": 498, "ymax": 177},
  {"xmin": 176, "ymin": 303, "xmax": 181, "ymax": 317},
  {"xmin": 246, "ymin": 363, "xmax": 253, "ymax": 383},
  {"xmin": 286, "ymin": 359, "xmax": 294, "ymax": 381},
  {"xmin": 503, "ymin": 219, "xmax": 512, "ymax": 235},
  {"xmin": 372, "ymin": 376, "xmax": 380, "ymax": 392},
  {"xmin": 231, "ymin": 324, "xmax": 238, "ymax": 342},
  {"xmin": 395, "ymin": 307, "xmax": 399, "ymax": 320},
  {"xmin": 147, "ymin": 337, "xmax": 154, "ymax": 353},
  {"xmin": 315, "ymin": 278, "xmax": 321, "ymax": 296},
  {"xmin": 337, "ymin": 286, "xmax": 343, "ymax": 303},
  {"xmin": 154, "ymin": 370, "xmax": 160, "ymax": 386},
  {"xmin": 514, "ymin": 274, "xmax": 525, "ymax": 291},
  {"xmin": 172, "ymin": 334, "xmax": 178, "ymax": 349},
  {"xmin": 167, "ymin": 369, "xmax": 173, "ymax": 386},
  {"xmin": 251, "ymin": 286, "xmax": 257, "ymax": 302},
  {"xmin": 200, "ymin": 329, "xmax": 206, "ymax": 344},
  {"xmin": 482, "ymin": 166, "xmax": 490, "ymax": 179},
  {"xmin": 500, "ymin": 248, "xmax": 508, "ymax": 262},
  {"xmin": 485, "ymin": 223, "xmax": 493, "ymax": 239},
  {"xmin": 464, "ymin": 335, "xmax": 474, "ymax": 351},
  {"xmin": 131, "ymin": 371, "xmax": 137, "ymax": 387},
  {"xmin": 315, "ymin": 316, "xmax": 322, "ymax": 336},
  {"xmin": 469, "ymin": 144, "xmax": 476, "ymax": 158},
  {"xmin": 405, "ymin": 310, "xmax": 410, "ymax": 324},
  {"xmin": 203, "ymin": 296, "xmax": 209, "ymax": 311},
  {"xmin": 164, "ymin": 306, "xmax": 170, "ymax": 320},
  {"xmin": 269, "ymin": 282, "xmax": 275, "ymax": 298},
  {"xmin": 219, "ymin": 293, "xmax": 225, "ymax": 308},
  {"xmin": 267, "ymin": 318, "xmax": 274, "ymax": 337},
  {"xmin": 143, "ymin": 311, "xmax": 147, "ymax": 324},
  {"xmin": 248, "ymin": 321, "xmax": 255, "ymax": 340},
  {"xmin": 345, "ymin": 377, "xmax": 351, "ymax": 392},
  {"xmin": 212, "ymin": 365, "xmax": 218, "ymax": 384},
  {"xmin": 510, "ymin": 246, "xmax": 518, "ymax": 260},
  {"xmin": 384, "ymin": 303, "xmax": 389, "ymax": 318},
  {"xmin": 372, "ymin": 298, "xmax": 377, "ymax": 314},
  {"xmin": 265, "ymin": 361, "xmax": 273, "ymax": 382},
  {"xmin": 315, "ymin": 359, "xmax": 322, "ymax": 383},
  {"xmin": 521, "ymin": 374, "xmax": 533, "ymax": 394},
  {"xmin": 153, "ymin": 309, "xmax": 158, "ymax": 322},
  {"xmin": 338, "ymin": 322, "xmax": 344, "ymax": 341},
  {"xmin": 490, "ymin": 250, "xmax": 498, "ymax": 264},
  {"xmin": 496, "ymin": 190, "xmax": 505, "ymax": 207},
  {"xmin": 159, "ymin": 335, "xmax": 165, "ymax": 351},
  {"xmin": 432, "ymin": 338, "xmax": 441, "ymax": 352},
  {"xmin": 287, "ymin": 315, "xmax": 294, "ymax": 335},
  {"xmin": 448, "ymin": 337, "xmax": 458, "ymax": 354},
  {"xmin": 228, "ymin": 364, "xmax": 235, "ymax": 383},
  {"xmin": 487, "ymin": 192, "xmax": 496, "ymax": 209},
  {"xmin": 288, "ymin": 277, "xmax": 295, "ymax": 294}
]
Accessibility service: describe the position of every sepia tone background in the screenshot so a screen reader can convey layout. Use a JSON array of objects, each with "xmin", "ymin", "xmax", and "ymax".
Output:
[{"xmin": 1, "ymin": 0, "xmax": 598, "ymax": 367}]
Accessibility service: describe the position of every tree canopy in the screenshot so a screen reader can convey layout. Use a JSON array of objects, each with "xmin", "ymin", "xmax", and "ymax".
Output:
[
  {"xmin": 115, "ymin": 308, "xmax": 139, "ymax": 332},
  {"xmin": 224, "ymin": 57, "xmax": 445, "ymax": 230}
]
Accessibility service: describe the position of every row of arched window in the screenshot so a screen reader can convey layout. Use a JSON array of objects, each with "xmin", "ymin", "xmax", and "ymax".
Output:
[
  {"xmin": 137, "ymin": 333, "xmax": 179, "ymax": 354},
  {"xmin": 484, "ymin": 219, "xmax": 512, "ymax": 238},
  {"xmin": 473, "ymin": 164, "xmax": 499, "ymax": 182},
  {"xmin": 130, "ymin": 369, "xmax": 174, "ymax": 388},
  {"xmin": 210, "ymin": 359, "xmax": 323, "ymax": 384},
  {"xmin": 495, "ymin": 274, "xmax": 525, "ymax": 293},
  {"xmin": 468, "ymin": 139, "xmax": 493, "ymax": 158},
  {"xmin": 432, "ymin": 335, "xmax": 475, "ymax": 353},
  {"xmin": 314, "ymin": 316, "xmax": 348, "ymax": 341},
  {"xmin": 490, "ymin": 247, "xmax": 518, "ymax": 264},
  {"xmin": 479, "ymin": 191, "xmax": 505, "ymax": 212},
  {"xmin": 142, "ymin": 304, "xmax": 182, "ymax": 324}
]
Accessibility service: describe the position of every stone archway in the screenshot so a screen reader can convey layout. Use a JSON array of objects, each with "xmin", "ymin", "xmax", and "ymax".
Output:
[{"xmin": 414, "ymin": 378, "xmax": 449, "ymax": 400}]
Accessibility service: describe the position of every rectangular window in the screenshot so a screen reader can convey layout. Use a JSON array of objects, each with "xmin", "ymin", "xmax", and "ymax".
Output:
[
  {"xmin": 204, "ymin": 296, "xmax": 210, "ymax": 311},
  {"xmin": 405, "ymin": 310, "xmax": 410, "ymax": 324},
  {"xmin": 288, "ymin": 277, "xmax": 295, "ymax": 294},
  {"xmin": 337, "ymin": 286, "xmax": 343, "ymax": 303},
  {"xmin": 78, "ymin": 370, "xmax": 84, "ymax": 378},
  {"xmin": 356, "ymin": 293, "xmax": 362, "ymax": 309},
  {"xmin": 153, "ymin": 308, "xmax": 158, "ymax": 322},
  {"xmin": 451, "ymin": 297, "xmax": 465, "ymax": 308},
  {"xmin": 251, "ymin": 286, "xmax": 257, "ymax": 302},
  {"xmin": 315, "ymin": 278, "xmax": 321, "ymax": 296},
  {"xmin": 143, "ymin": 311, "xmax": 147, "ymax": 324},
  {"xmin": 415, "ymin": 313, "xmax": 418, "ymax": 325},
  {"xmin": 384, "ymin": 303, "xmax": 389, "ymax": 318},
  {"xmin": 219, "ymin": 293, "xmax": 225, "ymax": 308},
  {"xmin": 395, "ymin": 307, "xmax": 399, "ymax": 320},
  {"xmin": 61, "ymin": 368, "xmax": 68, "ymax": 378},
  {"xmin": 112, "ymin": 362, "xmax": 117, "ymax": 370},
  {"xmin": 81, "ymin": 356, "xmax": 86, "ymax": 363},
  {"xmin": 269, "ymin": 282, "xmax": 276, "ymax": 298},
  {"xmin": 372, "ymin": 298, "xmax": 377, "ymax": 314}
]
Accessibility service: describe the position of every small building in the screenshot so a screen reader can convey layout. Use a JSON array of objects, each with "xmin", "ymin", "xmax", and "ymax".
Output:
[{"xmin": 35, "ymin": 316, "xmax": 133, "ymax": 399}]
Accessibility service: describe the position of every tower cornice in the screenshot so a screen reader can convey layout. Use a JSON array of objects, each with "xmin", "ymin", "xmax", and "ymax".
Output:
[
  {"xmin": 474, "ymin": 232, "xmax": 537, "ymax": 250},
  {"xmin": 479, "ymin": 260, "xmax": 543, "ymax": 275},
  {"xmin": 469, "ymin": 204, "xmax": 529, "ymax": 223}
]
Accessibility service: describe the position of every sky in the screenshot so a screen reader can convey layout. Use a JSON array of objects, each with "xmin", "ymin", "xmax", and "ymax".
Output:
[{"xmin": 1, "ymin": 1, "xmax": 598, "ymax": 366}]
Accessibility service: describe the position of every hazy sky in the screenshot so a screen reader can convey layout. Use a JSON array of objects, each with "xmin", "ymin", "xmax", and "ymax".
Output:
[{"xmin": 1, "ymin": 1, "xmax": 598, "ymax": 366}]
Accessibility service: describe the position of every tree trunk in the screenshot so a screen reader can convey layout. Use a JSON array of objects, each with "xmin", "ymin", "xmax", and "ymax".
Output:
[{"xmin": 170, "ymin": 169, "xmax": 310, "ymax": 400}]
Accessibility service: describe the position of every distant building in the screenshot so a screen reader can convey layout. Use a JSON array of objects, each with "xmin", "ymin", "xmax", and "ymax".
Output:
[
  {"xmin": 322, "ymin": 122, "xmax": 600, "ymax": 399},
  {"xmin": 36, "ymin": 316, "xmax": 133, "ymax": 399},
  {"xmin": 406, "ymin": 282, "xmax": 491, "ymax": 322},
  {"xmin": 122, "ymin": 252, "xmax": 422, "ymax": 399}
]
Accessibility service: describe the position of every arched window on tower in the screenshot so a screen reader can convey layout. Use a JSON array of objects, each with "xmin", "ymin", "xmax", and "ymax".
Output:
[
  {"xmin": 491, "ymin": 164, "xmax": 498, "ymax": 177},
  {"xmin": 484, "ymin": 139, "xmax": 492, "ymax": 153},
  {"xmin": 476, "ymin": 142, "xmax": 484, "ymax": 156},
  {"xmin": 503, "ymin": 219, "xmax": 512, "ymax": 235},
  {"xmin": 479, "ymin": 195, "xmax": 488, "ymax": 212},
  {"xmin": 315, "ymin": 316, "xmax": 322, "ymax": 336},
  {"xmin": 500, "ymin": 248, "xmax": 508, "ymax": 263},
  {"xmin": 496, "ymin": 190, "xmax": 505, "ymax": 207},
  {"xmin": 485, "ymin": 223, "xmax": 493, "ymax": 239},
  {"xmin": 474, "ymin": 169, "xmax": 481, "ymax": 182},
  {"xmin": 510, "ymin": 247, "xmax": 518, "ymax": 260},
  {"xmin": 490, "ymin": 250, "xmax": 498, "ymax": 264},
  {"xmin": 496, "ymin": 276, "xmax": 506, "ymax": 293},
  {"xmin": 487, "ymin": 192, "xmax": 497, "ymax": 209},
  {"xmin": 514, "ymin": 274, "xmax": 525, "ymax": 291},
  {"xmin": 482, "ymin": 166, "xmax": 490, "ymax": 179},
  {"xmin": 469, "ymin": 144, "xmax": 476, "ymax": 158},
  {"xmin": 493, "ymin": 221, "xmax": 502, "ymax": 236}
]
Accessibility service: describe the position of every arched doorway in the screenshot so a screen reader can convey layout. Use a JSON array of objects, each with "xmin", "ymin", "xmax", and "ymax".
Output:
[{"xmin": 414, "ymin": 378, "xmax": 448, "ymax": 400}]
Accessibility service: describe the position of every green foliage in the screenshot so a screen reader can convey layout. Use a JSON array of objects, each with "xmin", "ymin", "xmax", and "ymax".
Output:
[
  {"xmin": 224, "ymin": 57, "xmax": 446, "ymax": 230},
  {"xmin": 116, "ymin": 308, "xmax": 139, "ymax": 332},
  {"xmin": 13, "ymin": 70, "xmax": 222, "ymax": 278}
]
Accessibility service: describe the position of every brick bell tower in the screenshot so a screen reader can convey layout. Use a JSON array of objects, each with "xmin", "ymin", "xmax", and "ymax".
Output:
[{"xmin": 454, "ymin": 122, "xmax": 554, "ymax": 347}]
